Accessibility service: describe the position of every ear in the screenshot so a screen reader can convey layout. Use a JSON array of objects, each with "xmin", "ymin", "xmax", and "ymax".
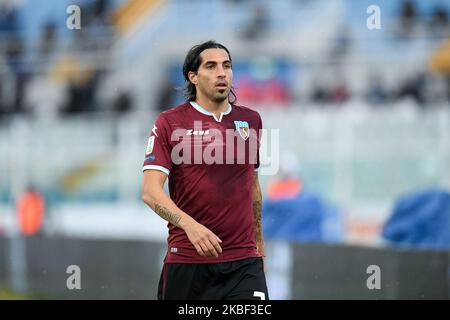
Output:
[{"xmin": 188, "ymin": 71, "xmax": 198, "ymax": 85}]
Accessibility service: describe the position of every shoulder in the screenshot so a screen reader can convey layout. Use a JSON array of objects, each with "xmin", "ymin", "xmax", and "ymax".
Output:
[
  {"xmin": 158, "ymin": 102, "xmax": 191, "ymax": 120},
  {"xmin": 232, "ymin": 104, "xmax": 261, "ymax": 119},
  {"xmin": 232, "ymin": 104, "xmax": 262, "ymax": 124},
  {"xmin": 154, "ymin": 102, "xmax": 192, "ymax": 128}
]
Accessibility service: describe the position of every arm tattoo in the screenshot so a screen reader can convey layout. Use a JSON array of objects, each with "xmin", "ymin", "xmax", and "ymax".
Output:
[
  {"xmin": 154, "ymin": 203, "xmax": 182, "ymax": 226},
  {"xmin": 253, "ymin": 199, "xmax": 263, "ymax": 243},
  {"xmin": 253, "ymin": 174, "xmax": 264, "ymax": 254}
]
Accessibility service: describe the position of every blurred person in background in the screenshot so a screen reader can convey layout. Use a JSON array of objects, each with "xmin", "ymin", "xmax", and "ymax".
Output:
[
  {"xmin": 141, "ymin": 40, "xmax": 268, "ymax": 300},
  {"xmin": 395, "ymin": 72, "xmax": 426, "ymax": 106},
  {"xmin": 397, "ymin": 0, "xmax": 419, "ymax": 39},
  {"xmin": 0, "ymin": 0, "xmax": 28, "ymax": 115},
  {"xmin": 16, "ymin": 186, "xmax": 45, "ymax": 237},
  {"xmin": 429, "ymin": 22, "xmax": 450, "ymax": 101},
  {"xmin": 428, "ymin": 5, "xmax": 450, "ymax": 39},
  {"xmin": 329, "ymin": 24, "xmax": 353, "ymax": 62},
  {"xmin": 156, "ymin": 74, "xmax": 175, "ymax": 113},
  {"xmin": 263, "ymin": 152, "xmax": 344, "ymax": 243},
  {"xmin": 266, "ymin": 151, "xmax": 303, "ymax": 201},
  {"xmin": 241, "ymin": 3, "xmax": 270, "ymax": 41},
  {"xmin": 81, "ymin": 0, "xmax": 114, "ymax": 50},
  {"xmin": 365, "ymin": 74, "xmax": 389, "ymax": 106},
  {"xmin": 38, "ymin": 22, "xmax": 57, "ymax": 61}
]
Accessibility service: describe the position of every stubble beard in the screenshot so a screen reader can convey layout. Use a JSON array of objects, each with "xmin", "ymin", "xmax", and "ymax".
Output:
[
  {"xmin": 212, "ymin": 93, "xmax": 228, "ymax": 103},
  {"xmin": 211, "ymin": 88, "xmax": 230, "ymax": 103},
  {"xmin": 198, "ymin": 84, "xmax": 230, "ymax": 104}
]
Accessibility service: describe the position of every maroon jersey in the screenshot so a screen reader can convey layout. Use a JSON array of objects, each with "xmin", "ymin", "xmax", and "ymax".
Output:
[{"xmin": 143, "ymin": 101, "xmax": 262, "ymax": 263}]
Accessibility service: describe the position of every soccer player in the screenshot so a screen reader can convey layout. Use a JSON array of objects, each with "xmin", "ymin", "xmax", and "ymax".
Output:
[{"xmin": 141, "ymin": 40, "xmax": 268, "ymax": 300}]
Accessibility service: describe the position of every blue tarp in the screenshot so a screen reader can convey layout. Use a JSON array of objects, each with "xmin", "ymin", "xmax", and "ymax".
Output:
[
  {"xmin": 382, "ymin": 188, "xmax": 450, "ymax": 250},
  {"xmin": 263, "ymin": 191, "xmax": 343, "ymax": 243}
]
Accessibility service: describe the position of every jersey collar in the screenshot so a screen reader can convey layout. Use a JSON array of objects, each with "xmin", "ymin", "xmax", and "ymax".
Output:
[{"xmin": 190, "ymin": 101, "xmax": 232, "ymax": 122}]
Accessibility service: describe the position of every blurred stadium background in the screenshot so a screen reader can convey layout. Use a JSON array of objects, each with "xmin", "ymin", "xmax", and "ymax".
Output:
[{"xmin": 1, "ymin": 0, "xmax": 450, "ymax": 299}]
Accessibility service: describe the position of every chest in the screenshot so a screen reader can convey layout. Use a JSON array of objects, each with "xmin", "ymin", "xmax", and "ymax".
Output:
[{"xmin": 169, "ymin": 118, "xmax": 258, "ymax": 166}]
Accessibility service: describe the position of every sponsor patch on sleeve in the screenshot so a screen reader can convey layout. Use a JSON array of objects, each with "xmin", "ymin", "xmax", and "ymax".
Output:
[{"xmin": 145, "ymin": 136, "xmax": 155, "ymax": 155}]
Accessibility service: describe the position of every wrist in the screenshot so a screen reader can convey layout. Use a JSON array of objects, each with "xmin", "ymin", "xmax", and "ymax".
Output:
[{"xmin": 178, "ymin": 215, "xmax": 194, "ymax": 230}]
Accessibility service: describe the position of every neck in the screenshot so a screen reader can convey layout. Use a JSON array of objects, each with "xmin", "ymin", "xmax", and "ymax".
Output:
[{"xmin": 195, "ymin": 96, "xmax": 229, "ymax": 118}]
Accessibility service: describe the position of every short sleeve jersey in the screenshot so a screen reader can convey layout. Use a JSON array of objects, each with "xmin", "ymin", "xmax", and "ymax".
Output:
[{"xmin": 143, "ymin": 101, "xmax": 262, "ymax": 263}]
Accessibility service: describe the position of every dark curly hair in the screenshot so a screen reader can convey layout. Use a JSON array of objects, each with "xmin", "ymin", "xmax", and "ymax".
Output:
[{"xmin": 182, "ymin": 40, "xmax": 237, "ymax": 104}]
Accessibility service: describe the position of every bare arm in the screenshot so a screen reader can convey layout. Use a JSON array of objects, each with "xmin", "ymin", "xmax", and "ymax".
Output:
[
  {"xmin": 252, "ymin": 172, "xmax": 265, "ymax": 257},
  {"xmin": 142, "ymin": 170, "xmax": 222, "ymax": 257}
]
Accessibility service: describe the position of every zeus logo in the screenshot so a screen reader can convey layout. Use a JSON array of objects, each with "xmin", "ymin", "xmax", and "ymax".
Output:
[{"xmin": 186, "ymin": 129, "xmax": 210, "ymax": 136}]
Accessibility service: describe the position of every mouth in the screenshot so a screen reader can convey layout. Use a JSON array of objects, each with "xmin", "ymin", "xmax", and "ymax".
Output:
[{"xmin": 215, "ymin": 82, "xmax": 228, "ymax": 89}]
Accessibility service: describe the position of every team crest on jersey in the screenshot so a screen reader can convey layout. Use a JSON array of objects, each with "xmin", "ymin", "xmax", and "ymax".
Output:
[
  {"xmin": 145, "ymin": 136, "xmax": 155, "ymax": 155},
  {"xmin": 234, "ymin": 120, "xmax": 249, "ymax": 140}
]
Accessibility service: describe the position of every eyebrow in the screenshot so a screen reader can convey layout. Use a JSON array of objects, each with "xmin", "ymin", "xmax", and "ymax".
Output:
[{"xmin": 203, "ymin": 60, "xmax": 232, "ymax": 65}]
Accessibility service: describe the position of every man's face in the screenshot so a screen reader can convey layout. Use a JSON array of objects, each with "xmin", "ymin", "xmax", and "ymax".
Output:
[{"xmin": 190, "ymin": 48, "xmax": 233, "ymax": 103}]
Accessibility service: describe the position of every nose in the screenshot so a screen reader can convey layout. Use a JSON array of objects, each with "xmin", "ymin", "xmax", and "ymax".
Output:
[{"xmin": 217, "ymin": 65, "xmax": 226, "ymax": 78}]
